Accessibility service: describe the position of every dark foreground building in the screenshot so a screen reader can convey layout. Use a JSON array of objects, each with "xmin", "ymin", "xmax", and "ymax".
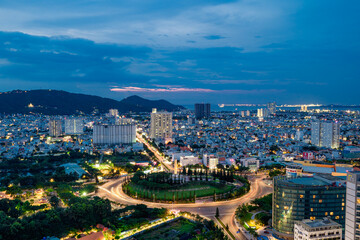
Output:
[{"xmin": 272, "ymin": 175, "xmax": 346, "ymax": 239}]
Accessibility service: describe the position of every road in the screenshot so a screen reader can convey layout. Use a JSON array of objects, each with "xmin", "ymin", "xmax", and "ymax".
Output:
[
  {"xmin": 97, "ymin": 174, "xmax": 272, "ymax": 240},
  {"xmin": 136, "ymin": 133, "xmax": 174, "ymax": 172}
]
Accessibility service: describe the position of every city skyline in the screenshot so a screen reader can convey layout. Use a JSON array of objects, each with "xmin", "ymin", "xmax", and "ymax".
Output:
[{"xmin": 0, "ymin": 1, "xmax": 359, "ymax": 104}]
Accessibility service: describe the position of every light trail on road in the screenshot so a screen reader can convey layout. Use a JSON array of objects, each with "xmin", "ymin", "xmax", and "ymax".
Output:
[{"xmin": 97, "ymin": 173, "xmax": 273, "ymax": 240}]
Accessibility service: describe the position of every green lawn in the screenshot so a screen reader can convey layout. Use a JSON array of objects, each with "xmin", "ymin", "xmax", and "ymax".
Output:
[
  {"xmin": 126, "ymin": 181, "xmax": 235, "ymax": 201},
  {"xmin": 134, "ymin": 218, "xmax": 197, "ymax": 240}
]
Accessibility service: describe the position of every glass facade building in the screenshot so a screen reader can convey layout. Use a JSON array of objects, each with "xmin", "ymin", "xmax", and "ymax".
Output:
[{"xmin": 272, "ymin": 176, "xmax": 346, "ymax": 239}]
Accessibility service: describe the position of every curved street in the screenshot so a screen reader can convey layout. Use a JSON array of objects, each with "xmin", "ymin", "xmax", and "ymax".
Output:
[{"xmin": 97, "ymin": 174, "xmax": 273, "ymax": 240}]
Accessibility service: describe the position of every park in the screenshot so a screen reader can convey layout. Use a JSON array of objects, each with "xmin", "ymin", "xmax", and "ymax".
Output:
[{"xmin": 122, "ymin": 168, "xmax": 250, "ymax": 203}]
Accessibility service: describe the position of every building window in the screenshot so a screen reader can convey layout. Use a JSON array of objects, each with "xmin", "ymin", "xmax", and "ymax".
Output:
[
  {"xmin": 319, "ymin": 199, "xmax": 322, "ymax": 203},
  {"xmin": 310, "ymin": 216, "xmax": 316, "ymax": 220},
  {"xmin": 330, "ymin": 212, "xmax": 334, "ymax": 216},
  {"xmin": 313, "ymin": 195, "xmax": 316, "ymax": 198},
  {"xmin": 325, "ymin": 212, "xmax": 328, "ymax": 216},
  {"xmin": 335, "ymin": 216, "xmax": 340, "ymax": 219},
  {"xmin": 311, "ymin": 208, "xmax": 313, "ymax": 212}
]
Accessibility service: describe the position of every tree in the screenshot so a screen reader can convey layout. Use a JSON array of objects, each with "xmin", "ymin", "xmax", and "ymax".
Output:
[
  {"xmin": 49, "ymin": 196, "xmax": 60, "ymax": 208},
  {"xmin": 6, "ymin": 185, "xmax": 22, "ymax": 197},
  {"xmin": 215, "ymin": 207, "xmax": 219, "ymax": 218}
]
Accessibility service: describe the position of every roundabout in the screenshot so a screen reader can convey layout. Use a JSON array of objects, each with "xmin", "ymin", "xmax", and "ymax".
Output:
[
  {"xmin": 122, "ymin": 171, "xmax": 249, "ymax": 203},
  {"xmin": 96, "ymin": 173, "xmax": 272, "ymax": 240}
]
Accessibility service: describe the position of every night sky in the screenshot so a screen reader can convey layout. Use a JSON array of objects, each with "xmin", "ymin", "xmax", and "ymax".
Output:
[{"xmin": 0, "ymin": 0, "xmax": 359, "ymax": 104}]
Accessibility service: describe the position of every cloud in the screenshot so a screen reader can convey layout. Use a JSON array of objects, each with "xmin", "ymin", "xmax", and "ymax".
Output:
[
  {"xmin": 110, "ymin": 86, "xmax": 216, "ymax": 93},
  {"xmin": 110, "ymin": 86, "xmax": 285, "ymax": 95},
  {"xmin": 203, "ymin": 35, "xmax": 225, "ymax": 40},
  {"xmin": 198, "ymin": 80, "xmax": 269, "ymax": 85},
  {"xmin": 0, "ymin": 30, "xmax": 359, "ymax": 104}
]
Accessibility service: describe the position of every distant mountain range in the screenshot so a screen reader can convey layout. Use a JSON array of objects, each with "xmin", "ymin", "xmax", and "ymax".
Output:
[{"xmin": 0, "ymin": 90, "xmax": 185, "ymax": 115}]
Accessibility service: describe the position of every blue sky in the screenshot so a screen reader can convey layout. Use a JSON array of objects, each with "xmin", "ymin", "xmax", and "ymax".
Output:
[{"xmin": 0, "ymin": 0, "xmax": 359, "ymax": 104}]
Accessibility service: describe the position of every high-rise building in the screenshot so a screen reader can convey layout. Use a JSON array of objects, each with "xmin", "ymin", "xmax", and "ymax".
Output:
[
  {"xmin": 311, "ymin": 120, "xmax": 340, "ymax": 149},
  {"xmin": 195, "ymin": 103, "xmax": 211, "ymax": 119},
  {"xmin": 301, "ymin": 105, "xmax": 308, "ymax": 112},
  {"xmin": 187, "ymin": 116, "xmax": 195, "ymax": 125},
  {"xmin": 64, "ymin": 118, "xmax": 83, "ymax": 135},
  {"xmin": 294, "ymin": 218, "xmax": 342, "ymax": 240},
  {"xmin": 150, "ymin": 108, "xmax": 172, "ymax": 140},
  {"xmin": 267, "ymin": 102, "xmax": 276, "ymax": 114},
  {"xmin": 108, "ymin": 109, "xmax": 119, "ymax": 117},
  {"xmin": 49, "ymin": 119, "xmax": 63, "ymax": 137},
  {"xmin": 295, "ymin": 129, "xmax": 304, "ymax": 141},
  {"xmin": 345, "ymin": 171, "xmax": 360, "ymax": 240},
  {"xmin": 257, "ymin": 108, "xmax": 269, "ymax": 119},
  {"xmin": 202, "ymin": 154, "xmax": 218, "ymax": 169},
  {"xmin": 93, "ymin": 124, "xmax": 136, "ymax": 145},
  {"xmin": 272, "ymin": 175, "xmax": 346, "ymax": 240}
]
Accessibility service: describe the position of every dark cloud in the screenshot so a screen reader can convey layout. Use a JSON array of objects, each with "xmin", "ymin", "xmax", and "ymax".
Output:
[
  {"xmin": 1, "ymin": 30, "xmax": 360, "ymax": 104},
  {"xmin": 203, "ymin": 35, "xmax": 226, "ymax": 40}
]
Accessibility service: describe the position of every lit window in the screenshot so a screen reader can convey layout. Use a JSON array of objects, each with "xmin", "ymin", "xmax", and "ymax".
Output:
[
  {"xmin": 335, "ymin": 216, "xmax": 340, "ymax": 219},
  {"xmin": 276, "ymin": 205, "xmax": 279, "ymax": 208},
  {"xmin": 325, "ymin": 212, "xmax": 328, "ymax": 216},
  {"xmin": 342, "ymin": 203, "xmax": 345, "ymax": 206},
  {"xmin": 357, "ymin": 198, "xmax": 360, "ymax": 204},
  {"xmin": 284, "ymin": 206, "xmax": 289, "ymax": 210},
  {"xmin": 313, "ymin": 195, "xmax": 316, "ymax": 198},
  {"xmin": 330, "ymin": 212, "xmax": 334, "ymax": 216},
  {"xmin": 319, "ymin": 199, "xmax": 322, "ymax": 203},
  {"xmin": 300, "ymin": 195, "xmax": 304, "ymax": 198},
  {"xmin": 311, "ymin": 208, "xmax": 313, "ymax": 212},
  {"xmin": 310, "ymin": 216, "xmax": 316, "ymax": 220}
]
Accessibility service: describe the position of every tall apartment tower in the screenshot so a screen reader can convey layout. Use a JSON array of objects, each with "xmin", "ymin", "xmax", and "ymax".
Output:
[
  {"xmin": 195, "ymin": 103, "xmax": 211, "ymax": 119},
  {"xmin": 108, "ymin": 109, "xmax": 119, "ymax": 117},
  {"xmin": 267, "ymin": 102, "xmax": 276, "ymax": 114},
  {"xmin": 345, "ymin": 171, "xmax": 360, "ymax": 240},
  {"xmin": 49, "ymin": 119, "xmax": 63, "ymax": 137},
  {"xmin": 311, "ymin": 120, "xmax": 340, "ymax": 149},
  {"xmin": 93, "ymin": 124, "xmax": 136, "ymax": 145},
  {"xmin": 64, "ymin": 118, "xmax": 84, "ymax": 135},
  {"xmin": 257, "ymin": 108, "xmax": 269, "ymax": 119},
  {"xmin": 150, "ymin": 108, "xmax": 173, "ymax": 140}
]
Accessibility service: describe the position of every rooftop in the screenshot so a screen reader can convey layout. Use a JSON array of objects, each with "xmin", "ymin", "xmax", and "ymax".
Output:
[
  {"xmin": 297, "ymin": 217, "xmax": 341, "ymax": 230},
  {"xmin": 288, "ymin": 177, "xmax": 328, "ymax": 186}
]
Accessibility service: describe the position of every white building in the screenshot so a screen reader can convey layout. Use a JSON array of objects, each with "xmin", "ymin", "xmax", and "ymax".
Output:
[
  {"xmin": 311, "ymin": 120, "xmax": 340, "ymax": 149},
  {"xmin": 295, "ymin": 129, "xmax": 304, "ymax": 141},
  {"xmin": 240, "ymin": 158, "xmax": 259, "ymax": 171},
  {"xmin": 345, "ymin": 171, "xmax": 360, "ymax": 239},
  {"xmin": 257, "ymin": 108, "xmax": 269, "ymax": 119},
  {"xmin": 301, "ymin": 105, "xmax": 308, "ymax": 112},
  {"xmin": 294, "ymin": 218, "xmax": 342, "ymax": 240},
  {"xmin": 203, "ymin": 154, "xmax": 218, "ymax": 169},
  {"xmin": 172, "ymin": 152, "xmax": 192, "ymax": 162},
  {"xmin": 49, "ymin": 119, "xmax": 62, "ymax": 137},
  {"xmin": 150, "ymin": 108, "xmax": 172, "ymax": 141},
  {"xmin": 64, "ymin": 118, "xmax": 83, "ymax": 135},
  {"xmin": 108, "ymin": 109, "xmax": 119, "ymax": 117},
  {"xmin": 93, "ymin": 124, "xmax": 136, "ymax": 145},
  {"xmin": 179, "ymin": 156, "xmax": 201, "ymax": 166}
]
